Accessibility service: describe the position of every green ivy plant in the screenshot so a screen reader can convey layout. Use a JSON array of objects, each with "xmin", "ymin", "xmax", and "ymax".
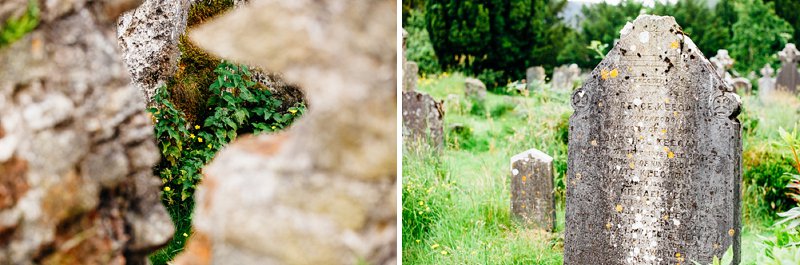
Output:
[{"xmin": 149, "ymin": 61, "xmax": 305, "ymax": 204}]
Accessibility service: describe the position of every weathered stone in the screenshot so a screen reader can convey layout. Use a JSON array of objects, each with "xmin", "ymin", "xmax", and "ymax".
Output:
[
  {"xmin": 404, "ymin": 61, "xmax": 419, "ymax": 91},
  {"xmin": 402, "ymin": 91, "xmax": 444, "ymax": 150},
  {"xmin": 117, "ymin": 0, "xmax": 192, "ymax": 103},
  {"xmin": 526, "ymin": 66, "xmax": 546, "ymax": 87},
  {"xmin": 776, "ymin": 43, "xmax": 800, "ymax": 94},
  {"xmin": 759, "ymin": 64, "xmax": 776, "ymax": 98},
  {"xmin": 510, "ymin": 148, "xmax": 555, "ymax": 231},
  {"xmin": 552, "ymin": 64, "xmax": 581, "ymax": 90},
  {"xmin": 0, "ymin": 1, "xmax": 173, "ymax": 263},
  {"xmin": 465, "ymin": 77, "xmax": 487, "ymax": 99},
  {"xmin": 565, "ymin": 15, "xmax": 741, "ymax": 264},
  {"xmin": 173, "ymin": 0, "xmax": 396, "ymax": 264}
]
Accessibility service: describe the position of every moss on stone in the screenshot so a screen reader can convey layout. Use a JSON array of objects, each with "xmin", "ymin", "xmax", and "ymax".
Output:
[
  {"xmin": 167, "ymin": 0, "xmax": 235, "ymax": 124},
  {"xmin": 0, "ymin": 0, "xmax": 39, "ymax": 48}
]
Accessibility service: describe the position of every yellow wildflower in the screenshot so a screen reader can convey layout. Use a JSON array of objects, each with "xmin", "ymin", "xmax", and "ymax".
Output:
[
  {"xmin": 195, "ymin": 125, "xmax": 200, "ymax": 129},
  {"xmin": 183, "ymin": 233, "xmax": 188, "ymax": 237},
  {"xmin": 419, "ymin": 201, "xmax": 425, "ymax": 206},
  {"xmin": 190, "ymin": 134, "xmax": 195, "ymax": 139},
  {"xmin": 207, "ymin": 144, "xmax": 212, "ymax": 149},
  {"xmin": 164, "ymin": 186, "xmax": 171, "ymax": 192},
  {"xmin": 272, "ymin": 126, "xmax": 277, "ymax": 130},
  {"xmin": 431, "ymin": 244, "xmax": 439, "ymax": 249},
  {"xmin": 198, "ymin": 137, "xmax": 203, "ymax": 143},
  {"xmin": 289, "ymin": 109, "xmax": 298, "ymax": 114},
  {"xmin": 440, "ymin": 251, "xmax": 448, "ymax": 255}
]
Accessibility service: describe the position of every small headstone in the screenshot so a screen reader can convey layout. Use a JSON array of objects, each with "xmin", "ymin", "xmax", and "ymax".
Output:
[
  {"xmin": 731, "ymin": 77, "xmax": 752, "ymax": 95},
  {"xmin": 552, "ymin": 64, "xmax": 581, "ymax": 90},
  {"xmin": 776, "ymin": 43, "xmax": 800, "ymax": 93},
  {"xmin": 465, "ymin": 77, "xmax": 487, "ymax": 99},
  {"xmin": 510, "ymin": 148, "xmax": 555, "ymax": 231},
  {"xmin": 566, "ymin": 15, "xmax": 741, "ymax": 264},
  {"xmin": 758, "ymin": 64, "xmax": 776, "ymax": 98},
  {"xmin": 404, "ymin": 61, "xmax": 419, "ymax": 91},
  {"xmin": 526, "ymin": 66, "xmax": 546, "ymax": 89},
  {"xmin": 403, "ymin": 91, "xmax": 444, "ymax": 150}
]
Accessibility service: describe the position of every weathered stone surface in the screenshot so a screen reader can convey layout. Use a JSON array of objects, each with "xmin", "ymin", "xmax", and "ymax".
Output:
[
  {"xmin": 565, "ymin": 15, "xmax": 741, "ymax": 264},
  {"xmin": 172, "ymin": 0, "xmax": 396, "ymax": 264},
  {"xmin": 710, "ymin": 49, "xmax": 734, "ymax": 83},
  {"xmin": 117, "ymin": 0, "xmax": 191, "ymax": 103},
  {"xmin": 759, "ymin": 64, "xmax": 776, "ymax": 98},
  {"xmin": 402, "ymin": 91, "xmax": 444, "ymax": 150},
  {"xmin": 465, "ymin": 77, "xmax": 487, "ymax": 99},
  {"xmin": 527, "ymin": 66, "xmax": 546, "ymax": 83},
  {"xmin": 510, "ymin": 148, "xmax": 555, "ymax": 231},
  {"xmin": 776, "ymin": 43, "xmax": 800, "ymax": 94},
  {"xmin": 552, "ymin": 64, "xmax": 581, "ymax": 90},
  {"xmin": 0, "ymin": 0, "xmax": 173, "ymax": 264}
]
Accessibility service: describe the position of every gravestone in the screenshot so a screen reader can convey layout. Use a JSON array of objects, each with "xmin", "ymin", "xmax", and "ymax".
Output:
[
  {"xmin": 552, "ymin": 64, "xmax": 581, "ymax": 90},
  {"xmin": 731, "ymin": 77, "xmax": 752, "ymax": 95},
  {"xmin": 465, "ymin": 77, "xmax": 487, "ymax": 99},
  {"xmin": 776, "ymin": 43, "xmax": 800, "ymax": 94},
  {"xmin": 403, "ymin": 91, "xmax": 444, "ymax": 150},
  {"xmin": 758, "ymin": 64, "xmax": 776, "ymax": 98},
  {"xmin": 710, "ymin": 49, "xmax": 734, "ymax": 84},
  {"xmin": 402, "ymin": 29, "xmax": 419, "ymax": 91},
  {"xmin": 565, "ymin": 15, "xmax": 741, "ymax": 265},
  {"xmin": 527, "ymin": 66, "xmax": 546, "ymax": 89},
  {"xmin": 510, "ymin": 148, "xmax": 555, "ymax": 231}
]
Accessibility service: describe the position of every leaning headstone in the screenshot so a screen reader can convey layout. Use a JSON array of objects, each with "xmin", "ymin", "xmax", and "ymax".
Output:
[
  {"xmin": 552, "ymin": 64, "xmax": 581, "ymax": 90},
  {"xmin": 759, "ymin": 64, "xmax": 776, "ymax": 98},
  {"xmin": 173, "ymin": 0, "xmax": 396, "ymax": 264},
  {"xmin": 403, "ymin": 91, "xmax": 444, "ymax": 150},
  {"xmin": 526, "ymin": 66, "xmax": 546, "ymax": 89},
  {"xmin": 566, "ymin": 15, "xmax": 741, "ymax": 264},
  {"xmin": 0, "ymin": 1, "xmax": 173, "ymax": 263},
  {"xmin": 465, "ymin": 77, "xmax": 487, "ymax": 99},
  {"xmin": 776, "ymin": 43, "xmax": 800, "ymax": 94},
  {"xmin": 510, "ymin": 148, "xmax": 555, "ymax": 231}
]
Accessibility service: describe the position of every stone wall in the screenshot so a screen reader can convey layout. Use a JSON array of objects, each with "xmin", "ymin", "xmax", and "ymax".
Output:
[{"xmin": 0, "ymin": 0, "xmax": 173, "ymax": 264}]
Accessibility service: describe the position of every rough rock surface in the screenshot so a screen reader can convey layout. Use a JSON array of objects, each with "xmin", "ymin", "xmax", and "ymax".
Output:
[
  {"xmin": 172, "ymin": 0, "xmax": 396, "ymax": 264},
  {"xmin": 0, "ymin": 0, "xmax": 173, "ymax": 264},
  {"xmin": 526, "ymin": 66, "xmax": 546, "ymax": 89},
  {"xmin": 117, "ymin": 0, "xmax": 304, "ymax": 107},
  {"xmin": 117, "ymin": 0, "xmax": 192, "ymax": 103},
  {"xmin": 565, "ymin": 15, "xmax": 741, "ymax": 264},
  {"xmin": 776, "ymin": 43, "xmax": 800, "ymax": 94},
  {"xmin": 464, "ymin": 77, "xmax": 487, "ymax": 99},
  {"xmin": 402, "ymin": 91, "xmax": 444, "ymax": 150},
  {"xmin": 510, "ymin": 148, "xmax": 555, "ymax": 231}
]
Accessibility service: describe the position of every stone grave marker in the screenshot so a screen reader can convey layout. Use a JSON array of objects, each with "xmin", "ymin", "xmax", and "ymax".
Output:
[
  {"xmin": 776, "ymin": 43, "xmax": 800, "ymax": 94},
  {"xmin": 403, "ymin": 28, "xmax": 419, "ymax": 91},
  {"xmin": 552, "ymin": 64, "xmax": 581, "ymax": 90},
  {"xmin": 759, "ymin": 64, "xmax": 776, "ymax": 98},
  {"xmin": 510, "ymin": 148, "xmax": 555, "ymax": 231},
  {"xmin": 403, "ymin": 91, "xmax": 444, "ymax": 150},
  {"xmin": 527, "ymin": 66, "xmax": 546, "ymax": 89},
  {"xmin": 465, "ymin": 77, "xmax": 487, "ymax": 99},
  {"xmin": 565, "ymin": 15, "xmax": 741, "ymax": 264}
]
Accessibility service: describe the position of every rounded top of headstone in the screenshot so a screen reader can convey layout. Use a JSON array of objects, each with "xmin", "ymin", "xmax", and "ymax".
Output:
[
  {"xmin": 760, "ymin": 64, "xmax": 774, "ymax": 77},
  {"xmin": 511, "ymin": 148, "xmax": 553, "ymax": 164},
  {"xmin": 779, "ymin": 43, "xmax": 799, "ymax": 63}
]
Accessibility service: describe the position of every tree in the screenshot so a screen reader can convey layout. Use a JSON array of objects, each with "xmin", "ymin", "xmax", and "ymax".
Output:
[
  {"xmin": 650, "ymin": 0, "xmax": 731, "ymax": 59},
  {"xmin": 765, "ymin": 0, "xmax": 800, "ymax": 44},
  {"xmin": 404, "ymin": 9, "xmax": 441, "ymax": 74},
  {"xmin": 573, "ymin": 0, "xmax": 644, "ymax": 67},
  {"xmin": 728, "ymin": 0, "xmax": 793, "ymax": 74},
  {"xmin": 425, "ymin": 0, "xmax": 569, "ymax": 89}
]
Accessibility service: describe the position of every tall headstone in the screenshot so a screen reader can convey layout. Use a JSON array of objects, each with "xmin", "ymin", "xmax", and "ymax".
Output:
[
  {"xmin": 776, "ymin": 43, "xmax": 800, "ymax": 94},
  {"xmin": 759, "ymin": 64, "xmax": 776, "ymax": 98},
  {"xmin": 402, "ymin": 28, "xmax": 419, "ymax": 92},
  {"xmin": 566, "ymin": 15, "xmax": 741, "ymax": 264},
  {"xmin": 710, "ymin": 49, "xmax": 734, "ymax": 83},
  {"xmin": 403, "ymin": 91, "xmax": 444, "ymax": 150},
  {"xmin": 510, "ymin": 148, "xmax": 555, "ymax": 231}
]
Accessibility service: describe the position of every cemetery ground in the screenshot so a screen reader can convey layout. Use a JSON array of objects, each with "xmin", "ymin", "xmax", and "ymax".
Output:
[{"xmin": 402, "ymin": 73, "xmax": 800, "ymax": 264}]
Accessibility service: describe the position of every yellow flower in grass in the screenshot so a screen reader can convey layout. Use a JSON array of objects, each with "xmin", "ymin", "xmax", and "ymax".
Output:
[
  {"xmin": 271, "ymin": 126, "xmax": 277, "ymax": 130},
  {"xmin": 195, "ymin": 125, "xmax": 200, "ymax": 129},
  {"xmin": 183, "ymin": 233, "xmax": 188, "ymax": 237},
  {"xmin": 207, "ymin": 144, "xmax": 212, "ymax": 149},
  {"xmin": 440, "ymin": 251, "xmax": 448, "ymax": 255},
  {"xmin": 431, "ymin": 244, "xmax": 439, "ymax": 249},
  {"xmin": 198, "ymin": 137, "xmax": 203, "ymax": 143},
  {"xmin": 164, "ymin": 186, "xmax": 171, "ymax": 192},
  {"xmin": 189, "ymin": 134, "xmax": 195, "ymax": 139},
  {"xmin": 289, "ymin": 109, "xmax": 298, "ymax": 114}
]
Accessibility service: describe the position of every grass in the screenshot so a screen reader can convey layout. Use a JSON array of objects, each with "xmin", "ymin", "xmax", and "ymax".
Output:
[{"xmin": 403, "ymin": 73, "xmax": 800, "ymax": 264}]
